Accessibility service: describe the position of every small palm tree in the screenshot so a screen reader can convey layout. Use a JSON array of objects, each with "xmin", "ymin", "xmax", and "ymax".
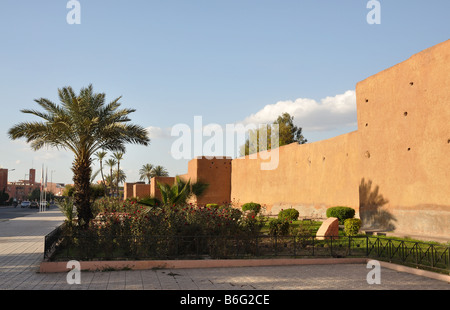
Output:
[
  {"xmin": 157, "ymin": 176, "xmax": 208, "ymax": 206},
  {"xmin": 112, "ymin": 152, "xmax": 124, "ymax": 196},
  {"xmin": 114, "ymin": 169, "xmax": 127, "ymax": 189},
  {"xmin": 152, "ymin": 165, "xmax": 169, "ymax": 177},
  {"xmin": 139, "ymin": 163, "xmax": 154, "ymax": 184},
  {"xmin": 105, "ymin": 158, "xmax": 117, "ymax": 197},
  {"xmin": 94, "ymin": 151, "xmax": 107, "ymax": 193},
  {"xmin": 8, "ymin": 85, "xmax": 150, "ymax": 226}
]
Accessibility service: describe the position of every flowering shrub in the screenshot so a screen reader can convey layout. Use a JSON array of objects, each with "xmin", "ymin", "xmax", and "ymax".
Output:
[
  {"xmin": 60, "ymin": 199, "xmax": 273, "ymax": 259},
  {"xmin": 82, "ymin": 199, "xmax": 268, "ymax": 238}
]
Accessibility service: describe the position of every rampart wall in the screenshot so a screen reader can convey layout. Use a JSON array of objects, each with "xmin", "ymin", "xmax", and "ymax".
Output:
[
  {"xmin": 124, "ymin": 40, "xmax": 449, "ymax": 239},
  {"xmin": 230, "ymin": 40, "xmax": 450, "ymax": 239}
]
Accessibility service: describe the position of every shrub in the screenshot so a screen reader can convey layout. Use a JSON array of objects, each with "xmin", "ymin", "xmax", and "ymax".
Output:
[
  {"xmin": 242, "ymin": 202, "xmax": 261, "ymax": 214},
  {"xmin": 139, "ymin": 197, "xmax": 161, "ymax": 207},
  {"xmin": 326, "ymin": 206, "xmax": 355, "ymax": 224},
  {"xmin": 278, "ymin": 208, "xmax": 299, "ymax": 221},
  {"xmin": 344, "ymin": 218, "xmax": 362, "ymax": 236},
  {"xmin": 268, "ymin": 219, "xmax": 290, "ymax": 236},
  {"xmin": 206, "ymin": 203, "xmax": 220, "ymax": 209}
]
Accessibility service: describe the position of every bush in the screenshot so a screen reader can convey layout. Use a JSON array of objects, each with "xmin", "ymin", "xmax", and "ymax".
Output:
[
  {"xmin": 344, "ymin": 218, "xmax": 362, "ymax": 236},
  {"xmin": 242, "ymin": 202, "xmax": 261, "ymax": 214},
  {"xmin": 139, "ymin": 197, "xmax": 161, "ymax": 207},
  {"xmin": 278, "ymin": 208, "xmax": 299, "ymax": 221},
  {"xmin": 268, "ymin": 219, "xmax": 290, "ymax": 236},
  {"xmin": 206, "ymin": 203, "xmax": 220, "ymax": 209},
  {"xmin": 326, "ymin": 206, "xmax": 355, "ymax": 224}
]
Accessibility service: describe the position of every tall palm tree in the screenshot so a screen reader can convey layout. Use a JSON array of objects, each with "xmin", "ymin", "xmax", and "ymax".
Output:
[
  {"xmin": 94, "ymin": 151, "xmax": 107, "ymax": 193},
  {"xmin": 112, "ymin": 152, "xmax": 124, "ymax": 196},
  {"xmin": 105, "ymin": 158, "xmax": 117, "ymax": 197},
  {"xmin": 139, "ymin": 163, "xmax": 154, "ymax": 184},
  {"xmin": 152, "ymin": 165, "xmax": 169, "ymax": 177},
  {"xmin": 8, "ymin": 85, "xmax": 150, "ymax": 226}
]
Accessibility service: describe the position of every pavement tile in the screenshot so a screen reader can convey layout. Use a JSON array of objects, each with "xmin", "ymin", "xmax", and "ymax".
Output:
[{"xmin": 0, "ymin": 208, "xmax": 448, "ymax": 291}]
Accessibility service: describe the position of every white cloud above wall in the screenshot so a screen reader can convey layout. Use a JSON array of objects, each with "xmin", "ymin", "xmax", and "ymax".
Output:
[
  {"xmin": 145, "ymin": 90, "xmax": 357, "ymax": 142},
  {"xmin": 241, "ymin": 90, "xmax": 357, "ymax": 131}
]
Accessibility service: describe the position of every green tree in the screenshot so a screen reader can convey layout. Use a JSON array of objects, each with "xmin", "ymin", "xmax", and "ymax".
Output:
[
  {"xmin": 0, "ymin": 188, "xmax": 9, "ymax": 206},
  {"xmin": 139, "ymin": 163, "xmax": 154, "ymax": 184},
  {"xmin": 152, "ymin": 165, "xmax": 169, "ymax": 177},
  {"xmin": 8, "ymin": 85, "xmax": 150, "ymax": 226},
  {"xmin": 94, "ymin": 150, "xmax": 107, "ymax": 193},
  {"xmin": 240, "ymin": 112, "xmax": 307, "ymax": 156},
  {"xmin": 275, "ymin": 112, "xmax": 307, "ymax": 146},
  {"xmin": 105, "ymin": 158, "xmax": 117, "ymax": 197},
  {"xmin": 112, "ymin": 152, "xmax": 124, "ymax": 196}
]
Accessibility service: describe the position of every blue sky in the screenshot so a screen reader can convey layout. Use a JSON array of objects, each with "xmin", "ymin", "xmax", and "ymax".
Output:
[{"xmin": 0, "ymin": 1, "xmax": 449, "ymax": 185}]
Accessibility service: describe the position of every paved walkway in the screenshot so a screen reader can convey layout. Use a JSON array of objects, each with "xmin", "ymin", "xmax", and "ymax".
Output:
[{"xmin": 0, "ymin": 209, "xmax": 448, "ymax": 290}]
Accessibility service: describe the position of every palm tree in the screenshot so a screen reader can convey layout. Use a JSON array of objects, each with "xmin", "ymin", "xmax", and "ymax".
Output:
[
  {"xmin": 8, "ymin": 85, "xmax": 150, "ymax": 226},
  {"xmin": 94, "ymin": 151, "xmax": 107, "ymax": 193},
  {"xmin": 105, "ymin": 158, "xmax": 117, "ymax": 197},
  {"xmin": 139, "ymin": 163, "xmax": 154, "ymax": 184},
  {"xmin": 112, "ymin": 152, "xmax": 124, "ymax": 196},
  {"xmin": 152, "ymin": 165, "xmax": 169, "ymax": 177},
  {"xmin": 157, "ymin": 176, "xmax": 208, "ymax": 206},
  {"xmin": 113, "ymin": 169, "xmax": 127, "ymax": 187}
]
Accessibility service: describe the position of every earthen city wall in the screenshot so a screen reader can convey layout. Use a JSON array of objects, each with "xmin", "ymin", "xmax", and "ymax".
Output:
[{"xmin": 125, "ymin": 40, "xmax": 449, "ymax": 239}]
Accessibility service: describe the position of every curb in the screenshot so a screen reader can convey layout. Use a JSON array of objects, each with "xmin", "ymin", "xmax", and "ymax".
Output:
[
  {"xmin": 40, "ymin": 257, "xmax": 367, "ymax": 273},
  {"xmin": 377, "ymin": 261, "xmax": 450, "ymax": 283},
  {"xmin": 40, "ymin": 257, "xmax": 450, "ymax": 283}
]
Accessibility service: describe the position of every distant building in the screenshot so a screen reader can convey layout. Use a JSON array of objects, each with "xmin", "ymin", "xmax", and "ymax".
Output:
[
  {"xmin": 1, "ymin": 168, "xmax": 66, "ymax": 201},
  {"xmin": 5, "ymin": 168, "xmax": 41, "ymax": 201}
]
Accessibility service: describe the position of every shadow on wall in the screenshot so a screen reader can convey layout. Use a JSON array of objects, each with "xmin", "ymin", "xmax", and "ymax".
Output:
[{"xmin": 359, "ymin": 178, "xmax": 396, "ymax": 231}]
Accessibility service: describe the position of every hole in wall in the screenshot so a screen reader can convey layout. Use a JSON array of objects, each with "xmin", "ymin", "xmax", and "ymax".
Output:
[
  {"xmin": 364, "ymin": 151, "xmax": 370, "ymax": 159},
  {"xmin": 448, "ymin": 139, "xmax": 450, "ymax": 144},
  {"xmin": 365, "ymin": 123, "xmax": 368, "ymax": 127},
  {"xmin": 365, "ymin": 99, "xmax": 369, "ymax": 103},
  {"xmin": 404, "ymin": 112, "xmax": 408, "ymax": 116},
  {"xmin": 407, "ymin": 148, "xmax": 411, "ymax": 151},
  {"xmin": 410, "ymin": 82, "xmax": 414, "ymax": 86}
]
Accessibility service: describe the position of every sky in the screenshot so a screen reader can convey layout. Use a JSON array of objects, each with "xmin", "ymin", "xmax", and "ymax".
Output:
[{"xmin": 0, "ymin": 0, "xmax": 449, "ymax": 185}]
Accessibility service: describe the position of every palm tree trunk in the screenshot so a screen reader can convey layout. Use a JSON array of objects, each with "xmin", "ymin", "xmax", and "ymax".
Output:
[
  {"xmin": 99, "ymin": 160, "xmax": 106, "ymax": 195},
  {"xmin": 72, "ymin": 157, "xmax": 93, "ymax": 227},
  {"xmin": 109, "ymin": 166, "xmax": 113, "ymax": 197},
  {"xmin": 116, "ymin": 161, "xmax": 120, "ymax": 197}
]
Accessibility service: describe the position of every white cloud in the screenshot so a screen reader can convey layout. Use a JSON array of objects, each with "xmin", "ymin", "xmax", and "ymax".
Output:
[
  {"xmin": 145, "ymin": 126, "xmax": 172, "ymax": 139},
  {"xmin": 241, "ymin": 90, "xmax": 357, "ymax": 131}
]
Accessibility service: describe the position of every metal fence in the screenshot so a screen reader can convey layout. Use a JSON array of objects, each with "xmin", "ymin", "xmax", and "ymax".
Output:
[{"xmin": 44, "ymin": 226, "xmax": 449, "ymax": 274}]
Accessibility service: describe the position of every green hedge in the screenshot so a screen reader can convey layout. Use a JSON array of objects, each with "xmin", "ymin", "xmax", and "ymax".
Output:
[
  {"xmin": 278, "ymin": 208, "xmax": 299, "ymax": 221},
  {"xmin": 344, "ymin": 218, "xmax": 362, "ymax": 236},
  {"xmin": 326, "ymin": 206, "xmax": 355, "ymax": 224},
  {"xmin": 242, "ymin": 202, "xmax": 261, "ymax": 214}
]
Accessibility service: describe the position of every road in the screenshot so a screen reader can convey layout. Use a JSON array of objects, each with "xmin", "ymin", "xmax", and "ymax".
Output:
[{"xmin": 0, "ymin": 205, "xmax": 55, "ymax": 221}]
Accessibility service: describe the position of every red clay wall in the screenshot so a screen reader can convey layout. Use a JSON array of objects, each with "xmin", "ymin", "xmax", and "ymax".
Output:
[
  {"xmin": 231, "ymin": 132, "xmax": 360, "ymax": 218},
  {"xmin": 356, "ymin": 40, "xmax": 450, "ymax": 237},
  {"xmin": 185, "ymin": 157, "xmax": 232, "ymax": 205},
  {"xmin": 229, "ymin": 40, "xmax": 450, "ymax": 239}
]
